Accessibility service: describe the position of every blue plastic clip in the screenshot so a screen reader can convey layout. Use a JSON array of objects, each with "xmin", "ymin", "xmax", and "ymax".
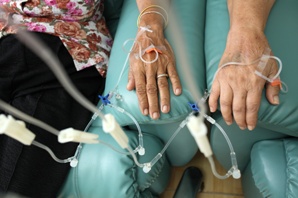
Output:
[
  {"xmin": 98, "ymin": 94, "xmax": 111, "ymax": 106},
  {"xmin": 188, "ymin": 102, "xmax": 200, "ymax": 112}
]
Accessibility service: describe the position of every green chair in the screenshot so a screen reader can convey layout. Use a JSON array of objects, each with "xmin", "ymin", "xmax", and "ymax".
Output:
[{"xmin": 59, "ymin": 0, "xmax": 206, "ymax": 197}]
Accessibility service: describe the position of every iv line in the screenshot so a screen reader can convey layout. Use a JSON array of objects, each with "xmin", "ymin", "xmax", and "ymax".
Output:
[{"xmin": 5, "ymin": 17, "xmax": 240, "ymax": 179}]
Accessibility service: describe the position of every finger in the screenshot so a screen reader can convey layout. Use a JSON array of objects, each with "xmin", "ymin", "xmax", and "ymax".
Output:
[
  {"xmin": 208, "ymin": 80, "xmax": 220, "ymax": 113},
  {"xmin": 157, "ymin": 73, "xmax": 170, "ymax": 113},
  {"xmin": 232, "ymin": 90, "xmax": 247, "ymax": 130},
  {"xmin": 165, "ymin": 40, "xmax": 182, "ymax": 95},
  {"xmin": 246, "ymin": 88, "xmax": 262, "ymax": 131},
  {"xmin": 126, "ymin": 64, "xmax": 136, "ymax": 91},
  {"xmin": 167, "ymin": 64, "xmax": 182, "ymax": 96},
  {"xmin": 146, "ymin": 64, "xmax": 159, "ymax": 119},
  {"xmin": 134, "ymin": 66, "xmax": 149, "ymax": 116},
  {"xmin": 265, "ymin": 80, "xmax": 280, "ymax": 105},
  {"xmin": 219, "ymin": 85, "xmax": 233, "ymax": 126},
  {"xmin": 265, "ymin": 60, "xmax": 281, "ymax": 105}
]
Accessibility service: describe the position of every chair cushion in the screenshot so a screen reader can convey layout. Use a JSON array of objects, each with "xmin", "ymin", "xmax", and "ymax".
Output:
[
  {"xmin": 59, "ymin": 128, "xmax": 170, "ymax": 197},
  {"xmin": 250, "ymin": 139, "xmax": 298, "ymax": 198}
]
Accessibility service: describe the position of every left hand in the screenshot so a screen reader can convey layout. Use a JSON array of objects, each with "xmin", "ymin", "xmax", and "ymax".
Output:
[
  {"xmin": 209, "ymin": 27, "xmax": 280, "ymax": 130},
  {"xmin": 127, "ymin": 25, "xmax": 182, "ymax": 120}
]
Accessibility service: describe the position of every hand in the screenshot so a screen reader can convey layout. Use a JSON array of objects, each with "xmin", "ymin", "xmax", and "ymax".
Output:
[
  {"xmin": 209, "ymin": 27, "xmax": 280, "ymax": 130},
  {"xmin": 127, "ymin": 26, "xmax": 182, "ymax": 120}
]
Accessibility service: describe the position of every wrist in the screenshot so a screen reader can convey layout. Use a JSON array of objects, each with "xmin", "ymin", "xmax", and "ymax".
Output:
[
  {"xmin": 137, "ymin": 5, "xmax": 168, "ymax": 29},
  {"xmin": 230, "ymin": 20, "xmax": 266, "ymax": 33},
  {"xmin": 138, "ymin": 14, "xmax": 164, "ymax": 29},
  {"xmin": 229, "ymin": 25, "xmax": 265, "ymax": 35}
]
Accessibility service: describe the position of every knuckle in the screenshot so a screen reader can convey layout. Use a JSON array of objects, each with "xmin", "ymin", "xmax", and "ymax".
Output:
[
  {"xmin": 220, "ymin": 99, "xmax": 232, "ymax": 108},
  {"xmin": 160, "ymin": 99, "xmax": 168, "ymax": 105},
  {"xmin": 146, "ymin": 84, "xmax": 157, "ymax": 95},
  {"xmin": 158, "ymin": 80, "xmax": 168, "ymax": 89},
  {"xmin": 150, "ymin": 103, "xmax": 159, "ymax": 110},
  {"xmin": 233, "ymin": 105, "xmax": 245, "ymax": 114},
  {"xmin": 139, "ymin": 99, "xmax": 148, "ymax": 107},
  {"xmin": 168, "ymin": 72, "xmax": 179, "ymax": 79},
  {"xmin": 171, "ymin": 78, "xmax": 181, "ymax": 86},
  {"xmin": 247, "ymin": 103, "xmax": 259, "ymax": 114},
  {"xmin": 136, "ymin": 84, "xmax": 146, "ymax": 95}
]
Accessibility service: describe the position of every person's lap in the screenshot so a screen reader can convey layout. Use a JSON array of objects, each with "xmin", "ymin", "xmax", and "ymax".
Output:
[{"xmin": 0, "ymin": 33, "xmax": 104, "ymax": 197}]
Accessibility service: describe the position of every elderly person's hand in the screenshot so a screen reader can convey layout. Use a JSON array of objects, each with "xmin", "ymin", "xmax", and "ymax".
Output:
[
  {"xmin": 209, "ymin": 27, "xmax": 280, "ymax": 131},
  {"xmin": 209, "ymin": 0, "xmax": 280, "ymax": 131},
  {"xmin": 127, "ymin": 2, "xmax": 181, "ymax": 120}
]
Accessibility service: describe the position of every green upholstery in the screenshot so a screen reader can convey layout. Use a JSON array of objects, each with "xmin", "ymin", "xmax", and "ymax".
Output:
[
  {"xmin": 59, "ymin": 0, "xmax": 298, "ymax": 197},
  {"xmin": 59, "ymin": 128, "xmax": 170, "ymax": 198},
  {"xmin": 248, "ymin": 139, "xmax": 298, "ymax": 198},
  {"xmin": 59, "ymin": 0, "xmax": 206, "ymax": 197},
  {"xmin": 206, "ymin": 0, "xmax": 298, "ymax": 197}
]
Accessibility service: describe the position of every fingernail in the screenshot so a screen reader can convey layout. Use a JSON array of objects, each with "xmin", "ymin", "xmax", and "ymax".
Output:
[
  {"xmin": 210, "ymin": 107, "xmax": 215, "ymax": 112},
  {"xmin": 273, "ymin": 95, "xmax": 280, "ymax": 105},
  {"xmin": 226, "ymin": 121, "xmax": 232, "ymax": 126},
  {"xmin": 248, "ymin": 125, "xmax": 254, "ymax": 131},
  {"xmin": 143, "ymin": 109, "xmax": 149, "ymax": 115},
  {"xmin": 240, "ymin": 126, "xmax": 247, "ymax": 130},
  {"xmin": 162, "ymin": 105, "xmax": 168, "ymax": 113},
  {"xmin": 175, "ymin": 88, "xmax": 181, "ymax": 95},
  {"xmin": 126, "ymin": 81, "xmax": 131, "ymax": 89},
  {"xmin": 152, "ymin": 112, "xmax": 159, "ymax": 120}
]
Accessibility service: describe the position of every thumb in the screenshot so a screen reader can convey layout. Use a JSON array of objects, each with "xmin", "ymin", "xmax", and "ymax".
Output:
[
  {"xmin": 265, "ymin": 57, "xmax": 281, "ymax": 105},
  {"xmin": 265, "ymin": 77, "xmax": 281, "ymax": 105},
  {"xmin": 126, "ymin": 66, "xmax": 135, "ymax": 91}
]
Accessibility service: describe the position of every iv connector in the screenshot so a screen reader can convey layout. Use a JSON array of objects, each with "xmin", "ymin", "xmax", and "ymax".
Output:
[
  {"xmin": 102, "ymin": 114, "xmax": 129, "ymax": 149},
  {"xmin": 186, "ymin": 115, "xmax": 213, "ymax": 157},
  {"xmin": 0, "ymin": 114, "xmax": 35, "ymax": 145},
  {"xmin": 58, "ymin": 128, "xmax": 99, "ymax": 144}
]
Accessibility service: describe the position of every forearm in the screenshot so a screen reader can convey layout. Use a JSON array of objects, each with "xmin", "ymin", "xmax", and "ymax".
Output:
[
  {"xmin": 136, "ymin": 0, "xmax": 170, "ymax": 30},
  {"xmin": 228, "ymin": 0, "xmax": 275, "ymax": 31}
]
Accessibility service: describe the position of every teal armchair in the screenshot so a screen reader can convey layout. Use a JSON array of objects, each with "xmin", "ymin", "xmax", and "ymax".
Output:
[
  {"xmin": 59, "ymin": 0, "xmax": 206, "ymax": 197},
  {"xmin": 59, "ymin": 0, "xmax": 298, "ymax": 197}
]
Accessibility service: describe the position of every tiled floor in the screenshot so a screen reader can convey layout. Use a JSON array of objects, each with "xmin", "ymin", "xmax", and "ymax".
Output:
[{"xmin": 161, "ymin": 151, "xmax": 244, "ymax": 198}]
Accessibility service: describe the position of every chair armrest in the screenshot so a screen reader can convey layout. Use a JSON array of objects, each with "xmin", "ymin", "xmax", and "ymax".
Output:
[{"xmin": 249, "ymin": 139, "xmax": 298, "ymax": 198}]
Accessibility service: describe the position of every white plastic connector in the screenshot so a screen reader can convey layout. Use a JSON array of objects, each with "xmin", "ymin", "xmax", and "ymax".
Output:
[
  {"xmin": 0, "ymin": 114, "xmax": 35, "ymax": 145},
  {"xmin": 70, "ymin": 158, "xmax": 79, "ymax": 167},
  {"xmin": 186, "ymin": 115, "xmax": 213, "ymax": 157},
  {"xmin": 102, "ymin": 114, "xmax": 129, "ymax": 149},
  {"xmin": 143, "ymin": 163, "xmax": 151, "ymax": 173},
  {"xmin": 58, "ymin": 128, "xmax": 99, "ymax": 144},
  {"xmin": 138, "ymin": 147, "xmax": 145, "ymax": 155},
  {"xmin": 232, "ymin": 169, "xmax": 241, "ymax": 179},
  {"xmin": 230, "ymin": 152, "xmax": 241, "ymax": 179}
]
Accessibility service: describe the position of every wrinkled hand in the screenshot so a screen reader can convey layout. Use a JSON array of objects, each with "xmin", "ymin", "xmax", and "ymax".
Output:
[
  {"xmin": 127, "ymin": 26, "xmax": 182, "ymax": 120},
  {"xmin": 209, "ymin": 28, "xmax": 280, "ymax": 130}
]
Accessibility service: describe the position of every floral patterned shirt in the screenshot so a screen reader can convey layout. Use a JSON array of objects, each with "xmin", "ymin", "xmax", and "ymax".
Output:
[{"xmin": 0, "ymin": 0, "xmax": 113, "ymax": 77}]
